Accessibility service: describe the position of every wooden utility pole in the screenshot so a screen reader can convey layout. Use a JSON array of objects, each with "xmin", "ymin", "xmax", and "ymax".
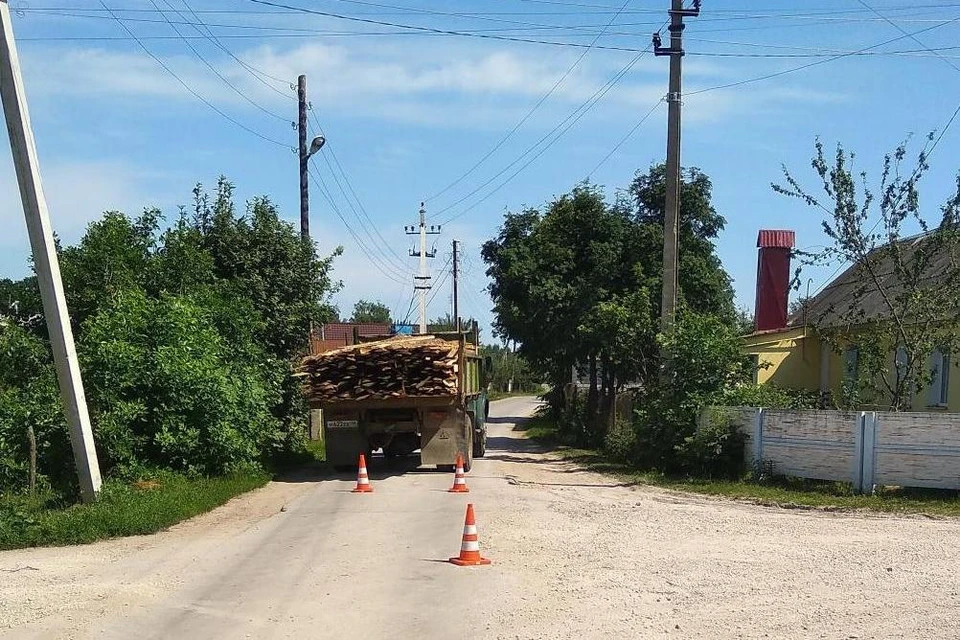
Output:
[
  {"xmin": 0, "ymin": 0, "xmax": 102, "ymax": 502},
  {"xmin": 654, "ymin": 0, "xmax": 700, "ymax": 333},
  {"xmin": 452, "ymin": 240, "xmax": 460, "ymax": 333},
  {"xmin": 298, "ymin": 74, "xmax": 309, "ymax": 241}
]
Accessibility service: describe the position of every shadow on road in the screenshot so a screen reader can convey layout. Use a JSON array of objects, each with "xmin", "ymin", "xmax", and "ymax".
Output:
[
  {"xmin": 486, "ymin": 415, "xmax": 533, "ymax": 425},
  {"xmin": 274, "ymin": 453, "xmax": 451, "ymax": 483}
]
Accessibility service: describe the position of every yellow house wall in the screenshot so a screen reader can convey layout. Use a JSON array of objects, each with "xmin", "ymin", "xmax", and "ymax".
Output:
[
  {"xmin": 742, "ymin": 328, "xmax": 821, "ymax": 392},
  {"xmin": 748, "ymin": 330, "xmax": 960, "ymax": 412}
]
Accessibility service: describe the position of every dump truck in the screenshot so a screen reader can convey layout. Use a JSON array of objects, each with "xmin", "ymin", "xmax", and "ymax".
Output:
[{"xmin": 299, "ymin": 332, "xmax": 489, "ymax": 472}]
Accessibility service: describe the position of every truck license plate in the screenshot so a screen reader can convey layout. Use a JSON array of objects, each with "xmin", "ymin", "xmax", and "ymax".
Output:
[{"xmin": 327, "ymin": 420, "xmax": 358, "ymax": 430}]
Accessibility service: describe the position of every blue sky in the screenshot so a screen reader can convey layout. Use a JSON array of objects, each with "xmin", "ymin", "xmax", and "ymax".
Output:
[{"xmin": 2, "ymin": 1, "xmax": 959, "ymax": 339}]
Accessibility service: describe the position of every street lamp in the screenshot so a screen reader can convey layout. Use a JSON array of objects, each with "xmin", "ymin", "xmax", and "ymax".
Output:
[{"xmin": 307, "ymin": 135, "xmax": 325, "ymax": 159}]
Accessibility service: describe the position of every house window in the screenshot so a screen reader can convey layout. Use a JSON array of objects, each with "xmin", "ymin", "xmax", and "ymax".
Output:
[
  {"xmin": 930, "ymin": 349, "xmax": 950, "ymax": 407},
  {"xmin": 844, "ymin": 347, "xmax": 859, "ymax": 382}
]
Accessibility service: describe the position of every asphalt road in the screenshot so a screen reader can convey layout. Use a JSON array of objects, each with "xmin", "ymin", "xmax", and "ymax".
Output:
[
  {"xmin": 4, "ymin": 394, "xmax": 960, "ymax": 639},
  {"xmin": 0, "ymin": 396, "xmax": 543, "ymax": 639}
]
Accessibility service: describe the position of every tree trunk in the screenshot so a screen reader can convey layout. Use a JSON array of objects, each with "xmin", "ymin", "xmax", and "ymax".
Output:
[
  {"xmin": 587, "ymin": 353, "xmax": 599, "ymax": 434},
  {"xmin": 605, "ymin": 367, "xmax": 617, "ymax": 432}
]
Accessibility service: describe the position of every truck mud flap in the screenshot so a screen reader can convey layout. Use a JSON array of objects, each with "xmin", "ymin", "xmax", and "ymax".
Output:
[{"xmin": 324, "ymin": 417, "xmax": 366, "ymax": 466}]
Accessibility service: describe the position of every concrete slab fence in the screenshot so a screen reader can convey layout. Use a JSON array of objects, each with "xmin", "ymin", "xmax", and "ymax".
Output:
[{"xmin": 702, "ymin": 407, "xmax": 960, "ymax": 493}]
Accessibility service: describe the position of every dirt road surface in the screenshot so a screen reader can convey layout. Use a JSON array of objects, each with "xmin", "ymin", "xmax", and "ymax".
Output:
[{"xmin": 2, "ymin": 396, "xmax": 959, "ymax": 639}]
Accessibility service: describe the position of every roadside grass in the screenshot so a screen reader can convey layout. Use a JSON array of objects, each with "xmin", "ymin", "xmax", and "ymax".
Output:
[
  {"xmin": 519, "ymin": 415, "xmax": 960, "ymax": 517},
  {"xmin": 0, "ymin": 469, "xmax": 270, "ymax": 551}
]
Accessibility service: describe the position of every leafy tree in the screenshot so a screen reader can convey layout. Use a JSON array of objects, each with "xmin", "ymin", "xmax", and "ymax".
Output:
[
  {"xmin": 483, "ymin": 169, "xmax": 735, "ymax": 442},
  {"xmin": 774, "ymin": 138, "xmax": 960, "ymax": 410},
  {"xmin": 627, "ymin": 164, "xmax": 735, "ymax": 322},
  {"xmin": 79, "ymin": 290, "xmax": 284, "ymax": 476},
  {"xmin": 349, "ymin": 299, "xmax": 391, "ymax": 324},
  {"xmin": 0, "ymin": 177, "xmax": 341, "ymax": 494},
  {"xmin": 0, "ymin": 277, "xmax": 43, "ymax": 331},
  {"xmin": 483, "ymin": 184, "xmax": 636, "ymax": 440},
  {"xmin": 0, "ymin": 323, "xmax": 71, "ymax": 492},
  {"xmin": 428, "ymin": 314, "xmax": 479, "ymax": 333},
  {"xmin": 481, "ymin": 343, "xmax": 538, "ymax": 392},
  {"xmin": 734, "ymin": 306, "xmax": 755, "ymax": 336},
  {"xmin": 634, "ymin": 313, "xmax": 754, "ymax": 473}
]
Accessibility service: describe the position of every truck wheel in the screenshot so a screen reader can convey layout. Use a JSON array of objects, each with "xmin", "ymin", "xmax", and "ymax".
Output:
[{"xmin": 474, "ymin": 429, "xmax": 487, "ymax": 458}]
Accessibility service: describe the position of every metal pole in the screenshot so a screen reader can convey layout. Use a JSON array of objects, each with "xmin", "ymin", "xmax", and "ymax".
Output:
[
  {"xmin": 452, "ymin": 240, "xmax": 460, "ymax": 333},
  {"xmin": 298, "ymin": 74, "xmax": 309, "ymax": 241},
  {"xmin": 0, "ymin": 0, "xmax": 102, "ymax": 502},
  {"xmin": 659, "ymin": 0, "xmax": 685, "ymax": 333}
]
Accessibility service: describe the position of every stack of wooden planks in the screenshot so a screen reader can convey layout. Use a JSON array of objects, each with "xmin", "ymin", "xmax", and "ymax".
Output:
[{"xmin": 298, "ymin": 336, "xmax": 460, "ymax": 401}]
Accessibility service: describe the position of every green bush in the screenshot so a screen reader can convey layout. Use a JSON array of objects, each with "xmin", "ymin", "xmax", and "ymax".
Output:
[
  {"xmin": 0, "ymin": 178, "xmax": 340, "ymax": 497},
  {"xmin": 602, "ymin": 418, "xmax": 637, "ymax": 463},
  {"xmin": 0, "ymin": 323, "xmax": 74, "ymax": 493},
  {"xmin": 723, "ymin": 383, "xmax": 819, "ymax": 409},
  {"xmin": 630, "ymin": 312, "xmax": 754, "ymax": 473},
  {"xmin": 79, "ymin": 290, "xmax": 285, "ymax": 476},
  {"xmin": 676, "ymin": 412, "xmax": 746, "ymax": 479}
]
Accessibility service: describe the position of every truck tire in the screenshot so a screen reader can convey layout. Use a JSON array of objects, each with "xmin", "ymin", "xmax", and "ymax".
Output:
[{"xmin": 474, "ymin": 428, "xmax": 487, "ymax": 458}]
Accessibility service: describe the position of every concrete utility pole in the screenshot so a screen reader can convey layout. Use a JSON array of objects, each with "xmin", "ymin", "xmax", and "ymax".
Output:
[
  {"xmin": 298, "ymin": 74, "xmax": 309, "ymax": 241},
  {"xmin": 0, "ymin": 0, "xmax": 102, "ymax": 502},
  {"xmin": 405, "ymin": 203, "xmax": 441, "ymax": 334},
  {"xmin": 452, "ymin": 239, "xmax": 460, "ymax": 333},
  {"xmin": 654, "ymin": 0, "xmax": 700, "ymax": 333}
]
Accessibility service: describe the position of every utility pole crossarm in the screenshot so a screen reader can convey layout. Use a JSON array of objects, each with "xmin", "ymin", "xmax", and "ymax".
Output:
[
  {"xmin": 0, "ymin": 0, "xmax": 102, "ymax": 502},
  {"xmin": 405, "ymin": 203, "xmax": 442, "ymax": 334}
]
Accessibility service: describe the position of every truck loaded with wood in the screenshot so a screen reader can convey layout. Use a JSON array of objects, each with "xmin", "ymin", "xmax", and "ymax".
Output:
[{"xmin": 298, "ymin": 332, "xmax": 489, "ymax": 471}]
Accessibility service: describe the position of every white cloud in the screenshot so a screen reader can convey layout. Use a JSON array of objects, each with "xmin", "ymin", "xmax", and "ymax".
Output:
[
  {"xmin": 18, "ymin": 37, "xmax": 845, "ymax": 132},
  {"xmin": 0, "ymin": 155, "xmax": 155, "ymax": 277}
]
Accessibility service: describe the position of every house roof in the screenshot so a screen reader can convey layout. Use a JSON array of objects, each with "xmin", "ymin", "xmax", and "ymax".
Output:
[
  {"xmin": 787, "ymin": 231, "xmax": 960, "ymax": 330},
  {"xmin": 319, "ymin": 323, "xmax": 393, "ymax": 340}
]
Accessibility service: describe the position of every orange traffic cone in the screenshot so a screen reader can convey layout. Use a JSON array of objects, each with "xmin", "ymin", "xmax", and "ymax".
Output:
[
  {"xmin": 448, "ymin": 453, "xmax": 470, "ymax": 493},
  {"xmin": 449, "ymin": 503, "xmax": 491, "ymax": 566},
  {"xmin": 352, "ymin": 453, "xmax": 373, "ymax": 493}
]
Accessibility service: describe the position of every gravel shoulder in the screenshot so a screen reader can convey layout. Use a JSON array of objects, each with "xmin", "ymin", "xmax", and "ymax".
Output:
[{"xmin": 2, "ymin": 395, "xmax": 958, "ymax": 639}]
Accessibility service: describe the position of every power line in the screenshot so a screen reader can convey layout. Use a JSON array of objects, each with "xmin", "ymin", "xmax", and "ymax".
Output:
[
  {"xmin": 308, "ymin": 163, "xmax": 409, "ymax": 285},
  {"xmin": 425, "ymin": 0, "xmax": 634, "ymax": 204},
  {"xmin": 308, "ymin": 109, "xmax": 408, "ymax": 269},
  {"xmin": 587, "ymin": 97, "xmax": 663, "ymax": 177},
  {"xmin": 95, "ymin": 1, "xmax": 289, "ymax": 148},
  {"xmin": 425, "ymin": 256, "xmax": 453, "ymax": 312},
  {"xmin": 175, "ymin": 0, "xmax": 296, "ymax": 98},
  {"xmin": 854, "ymin": 0, "xmax": 960, "ymax": 74},
  {"xmin": 21, "ymin": 4, "xmax": 960, "ymax": 16},
  {"xmin": 686, "ymin": 16, "xmax": 960, "ymax": 97},
  {"xmin": 246, "ymin": 0, "xmax": 651, "ymax": 53},
  {"xmin": 435, "ymin": 46, "xmax": 651, "ymax": 225},
  {"xmin": 147, "ymin": 0, "xmax": 288, "ymax": 123}
]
